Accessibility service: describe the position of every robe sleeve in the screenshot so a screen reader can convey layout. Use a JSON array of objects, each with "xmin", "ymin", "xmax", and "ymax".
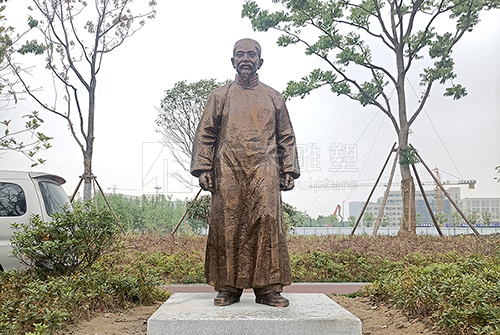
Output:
[
  {"xmin": 190, "ymin": 90, "xmax": 222, "ymax": 177},
  {"xmin": 276, "ymin": 95, "xmax": 300, "ymax": 179}
]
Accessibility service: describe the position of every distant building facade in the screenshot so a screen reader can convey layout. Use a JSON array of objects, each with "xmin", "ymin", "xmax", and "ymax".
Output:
[{"xmin": 459, "ymin": 198, "xmax": 500, "ymax": 223}]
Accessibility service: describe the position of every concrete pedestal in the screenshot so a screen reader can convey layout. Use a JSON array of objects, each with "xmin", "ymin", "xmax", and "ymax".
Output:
[{"xmin": 147, "ymin": 293, "xmax": 361, "ymax": 335}]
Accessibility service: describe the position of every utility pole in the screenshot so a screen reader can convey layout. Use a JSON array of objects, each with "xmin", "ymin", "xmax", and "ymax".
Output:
[
  {"xmin": 342, "ymin": 200, "xmax": 345, "ymax": 226},
  {"xmin": 154, "ymin": 185, "xmax": 161, "ymax": 196}
]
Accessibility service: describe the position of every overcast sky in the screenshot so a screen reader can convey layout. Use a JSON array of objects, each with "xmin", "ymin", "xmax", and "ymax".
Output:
[{"xmin": 2, "ymin": 0, "xmax": 500, "ymax": 218}]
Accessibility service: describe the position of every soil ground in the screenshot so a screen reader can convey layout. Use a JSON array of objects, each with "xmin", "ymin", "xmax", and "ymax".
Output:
[{"xmin": 61, "ymin": 294, "xmax": 440, "ymax": 335}]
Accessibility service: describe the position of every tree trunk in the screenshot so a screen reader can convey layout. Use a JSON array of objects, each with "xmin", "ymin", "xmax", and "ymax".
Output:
[
  {"xmin": 82, "ymin": 77, "xmax": 96, "ymax": 201},
  {"xmin": 396, "ymin": 48, "xmax": 417, "ymax": 235},
  {"xmin": 82, "ymin": 153, "xmax": 93, "ymax": 201},
  {"xmin": 83, "ymin": 180, "xmax": 92, "ymax": 200},
  {"xmin": 399, "ymin": 170, "xmax": 416, "ymax": 235},
  {"xmin": 398, "ymin": 120, "xmax": 416, "ymax": 235}
]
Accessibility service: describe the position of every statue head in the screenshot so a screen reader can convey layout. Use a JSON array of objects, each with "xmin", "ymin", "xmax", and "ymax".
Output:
[{"xmin": 231, "ymin": 38, "xmax": 264, "ymax": 80}]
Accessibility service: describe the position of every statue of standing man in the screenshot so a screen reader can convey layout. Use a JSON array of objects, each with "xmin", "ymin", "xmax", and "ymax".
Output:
[{"xmin": 190, "ymin": 38, "xmax": 300, "ymax": 307}]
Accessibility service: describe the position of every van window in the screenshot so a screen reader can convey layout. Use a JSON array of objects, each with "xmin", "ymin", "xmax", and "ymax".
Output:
[
  {"xmin": 38, "ymin": 181, "xmax": 69, "ymax": 216},
  {"xmin": 0, "ymin": 182, "xmax": 27, "ymax": 217}
]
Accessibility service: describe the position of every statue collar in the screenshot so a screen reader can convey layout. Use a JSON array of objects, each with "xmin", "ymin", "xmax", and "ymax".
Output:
[{"xmin": 235, "ymin": 74, "xmax": 260, "ymax": 88}]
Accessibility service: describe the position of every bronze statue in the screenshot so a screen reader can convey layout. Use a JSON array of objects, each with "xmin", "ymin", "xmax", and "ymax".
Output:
[{"xmin": 190, "ymin": 38, "xmax": 300, "ymax": 308}]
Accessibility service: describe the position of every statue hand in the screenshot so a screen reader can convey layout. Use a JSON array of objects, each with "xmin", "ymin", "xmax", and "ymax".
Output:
[
  {"xmin": 279, "ymin": 173, "xmax": 294, "ymax": 191},
  {"xmin": 199, "ymin": 171, "xmax": 215, "ymax": 193}
]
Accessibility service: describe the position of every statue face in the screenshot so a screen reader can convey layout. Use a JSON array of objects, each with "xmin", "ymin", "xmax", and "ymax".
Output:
[{"xmin": 231, "ymin": 41, "xmax": 263, "ymax": 78}]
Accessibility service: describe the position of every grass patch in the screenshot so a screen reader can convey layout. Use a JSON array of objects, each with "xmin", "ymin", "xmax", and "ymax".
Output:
[
  {"xmin": 365, "ymin": 253, "xmax": 500, "ymax": 334},
  {"xmin": 0, "ymin": 257, "xmax": 168, "ymax": 335}
]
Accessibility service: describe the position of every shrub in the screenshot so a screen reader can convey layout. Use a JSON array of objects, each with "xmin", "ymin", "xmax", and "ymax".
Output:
[
  {"xmin": 10, "ymin": 201, "xmax": 123, "ymax": 276},
  {"xmin": 106, "ymin": 260, "xmax": 168, "ymax": 304},
  {"xmin": 186, "ymin": 195, "xmax": 211, "ymax": 230},
  {"xmin": 366, "ymin": 254, "xmax": 500, "ymax": 334},
  {"xmin": 0, "ymin": 258, "xmax": 168, "ymax": 334},
  {"xmin": 143, "ymin": 251, "xmax": 206, "ymax": 284},
  {"xmin": 290, "ymin": 249, "xmax": 389, "ymax": 282}
]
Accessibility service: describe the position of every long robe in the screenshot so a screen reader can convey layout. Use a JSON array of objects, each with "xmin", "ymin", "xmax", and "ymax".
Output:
[{"xmin": 190, "ymin": 75, "xmax": 300, "ymax": 289}]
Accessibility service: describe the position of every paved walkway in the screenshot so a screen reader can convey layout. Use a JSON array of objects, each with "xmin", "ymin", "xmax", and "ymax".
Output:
[{"xmin": 167, "ymin": 283, "xmax": 369, "ymax": 295}]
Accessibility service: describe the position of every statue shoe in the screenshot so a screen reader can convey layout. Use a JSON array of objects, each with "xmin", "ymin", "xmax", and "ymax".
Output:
[
  {"xmin": 255, "ymin": 292, "xmax": 289, "ymax": 307},
  {"xmin": 214, "ymin": 291, "xmax": 241, "ymax": 306}
]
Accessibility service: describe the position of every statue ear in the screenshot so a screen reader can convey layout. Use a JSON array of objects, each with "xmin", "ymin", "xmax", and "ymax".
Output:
[
  {"xmin": 258, "ymin": 58, "xmax": 264, "ymax": 69},
  {"xmin": 231, "ymin": 57, "xmax": 236, "ymax": 69}
]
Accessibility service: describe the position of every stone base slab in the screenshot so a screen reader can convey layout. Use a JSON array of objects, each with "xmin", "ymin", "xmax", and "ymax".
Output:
[{"xmin": 147, "ymin": 293, "xmax": 361, "ymax": 335}]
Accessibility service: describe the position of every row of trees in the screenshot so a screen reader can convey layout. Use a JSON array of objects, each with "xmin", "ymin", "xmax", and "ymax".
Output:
[
  {"xmin": 430, "ymin": 210, "xmax": 495, "ymax": 227},
  {"xmin": 451, "ymin": 210, "xmax": 493, "ymax": 226},
  {"xmin": 103, "ymin": 190, "xmax": 494, "ymax": 231},
  {"xmin": 92, "ymin": 193, "xmax": 209, "ymax": 233},
  {"xmin": 93, "ymin": 193, "xmax": 346, "ymax": 232},
  {"xmin": 361, "ymin": 210, "xmax": 495, "ymax": 227}
]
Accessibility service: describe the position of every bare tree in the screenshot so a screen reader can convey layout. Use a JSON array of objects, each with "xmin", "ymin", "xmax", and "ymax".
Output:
[
  {"xmin": 9, "ymin": 0, "xmax": 156, "ymax": 199},
  {"xmin": 156, "ymin": 79, "xmax": 230, "ymax": 187}
]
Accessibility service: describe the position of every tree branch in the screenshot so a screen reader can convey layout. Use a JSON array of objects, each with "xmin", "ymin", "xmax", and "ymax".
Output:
[
  {"xmin": 274, "ymin": 25, "xmax": 397, "ymax": 127},
  {"xmin": 373, "ymin": 0, "xmax": 398, "ymax": 46},
  {"xmin": 345, "ymin": 1, "xmax": 396, "ymax": 49},
  {"xmin": 68, "ymin": 9, "xmax": 91, "ymax": 65},
  {"xmin": 408, "ymin": 80, "xmax": 432, "ymax": 126},
  {"xmin": 35, "ymin": 0, "xmax": 91, "ymax": 92},
  {"xmin": 7, "ymin": 57, "xmax": 86, "ymax": 154},
  {"xmin": 304, "ymin": 17, "xmax": 397, "ymax": 85}
]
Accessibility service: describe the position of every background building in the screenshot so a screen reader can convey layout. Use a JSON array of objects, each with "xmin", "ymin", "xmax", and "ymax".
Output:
[
  {"xmin": 349, "ymin": 187, "xmax": 500, "ymax": 226},
  {"xmin": 459, "ymin": 198, "xmax": 500, "ymax": 223}
]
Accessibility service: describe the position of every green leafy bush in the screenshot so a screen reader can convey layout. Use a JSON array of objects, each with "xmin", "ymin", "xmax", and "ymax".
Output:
[
  {"xmin": 186, "ymin": 195, "xmax": 211, "ymax": 230},
  {"xmin": 107, "ymin": 260, "xmax": 168, "ymax": 304},
  {"xmin": 143, "ymin": 251, "xmax": 206, "ymax": 284},
  {"xmin": 10, "ymin": 201, "xmax": 123, "ymax": 276},
  {"xmin": 0, "ymin": 259, "xmax": 168, "ymax": 334},
  {"xmin": 366, "ymin": 254, "xmax": 500, "ymax": 334},
  {"xmin": 290, "ymin": 249, "xmax": 391, "ymax": 282}
]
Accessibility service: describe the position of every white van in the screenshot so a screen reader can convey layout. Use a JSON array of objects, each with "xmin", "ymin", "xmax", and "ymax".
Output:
[{"xmin": 0, "ymin": 170, "xmax": 71, "ymax": 271}]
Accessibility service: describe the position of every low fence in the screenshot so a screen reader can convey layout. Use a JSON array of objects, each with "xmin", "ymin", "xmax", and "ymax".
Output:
[{"xmin": 290, "ymin": 226, "xmax": 500, "ymax": 236}]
